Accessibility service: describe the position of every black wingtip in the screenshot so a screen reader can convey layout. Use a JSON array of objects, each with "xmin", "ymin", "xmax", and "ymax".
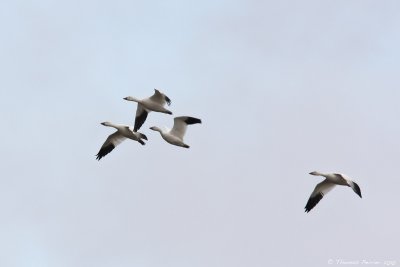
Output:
[
  {"xmin": 352, "ymin": 182, "xmax": 362, "ymax": 198},
  {"xmin": 304, "ymin": 192, "xmax": 324, "ymax": 213},
  {"xmin": 165, "ymin": 95, "xmax": 171, "ymax": 106},
  {"xmin": 140, "ymin": 133, "xmax": 148, "ymax": 140},
  {"xmin": 138, "ymin": 139, "xmax": 146, "ymax": 145},
  {"xmin": 95, "ymin": 144, "xmax": 115, "ymax": 161},
  {"xmin": 184, "ymin": 117, "xmax": 202, "ymax": 125},
  {"xmin": 134, "ymin": 110, "xmax": 148, "ymax": 132}
]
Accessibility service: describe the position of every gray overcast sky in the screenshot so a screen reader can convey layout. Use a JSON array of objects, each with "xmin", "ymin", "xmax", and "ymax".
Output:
[{"xmin": 1, "ymin": 0, "xmax": 400, "ymax": 266}]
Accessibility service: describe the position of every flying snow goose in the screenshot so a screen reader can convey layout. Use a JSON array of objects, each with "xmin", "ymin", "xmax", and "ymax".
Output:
[
  {"xmin": 304, "ymin": 171, "xmax": 362, "ymax": 213},
  {"xmin": 96, "ymin": 122, "xmax": 147, "ymax": 160},
  {"xmin": 123, "ymin": 89, "xmax": 172, "ymax": 131},
  {"xmin": 149, "ymin": 116, "xmax": 201, "ymax": 148}
]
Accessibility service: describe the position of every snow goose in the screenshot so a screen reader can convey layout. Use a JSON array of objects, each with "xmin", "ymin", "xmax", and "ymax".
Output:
[
  {"xmin": 96, "ymin": 122, "xmax": 147, "ymax": 160},
  {"xmin": 304, "ymin": 171, "xmax": 362, "ymax": 213},
  {"xmin": 149, "ymin": 116, "xmax": 201, "ymax": 148},
  {"xmin": 123, "ymin": 88, "xmax": 172, "ymax": 131}
]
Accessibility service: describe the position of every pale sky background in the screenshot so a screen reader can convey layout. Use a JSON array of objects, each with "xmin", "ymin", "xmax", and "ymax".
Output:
[{"xmin": 1, "ymin": 0, "xmax": 400, "ymax": 266}]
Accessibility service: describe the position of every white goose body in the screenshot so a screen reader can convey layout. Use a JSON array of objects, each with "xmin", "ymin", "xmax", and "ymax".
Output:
[
  {"xmin": 304, "ymin": 171, "xmax": 362, "ymax": 213},
  {"xmin": 124, "ymin": 89, "xmax": 172, "ymax": 131},
  {"xmin": 96, "ymin": 122, "xmax": 147, "ymax": 160},
  {"xmin": 150, "ymin": 116, "xmax": 201, "ymax": 148}
]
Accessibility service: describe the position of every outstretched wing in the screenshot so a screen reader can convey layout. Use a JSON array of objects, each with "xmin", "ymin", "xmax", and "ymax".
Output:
[
  {"xmin": 134, "ymin": 104, "xmax": 148, "ymax": 131},
  {"xmin": 149, "ymin": 89, "xmax": 171, "ymax": 106},
  {"xmin": 170, "ymin": 116, "xmax": 201, "ymax": 140},
  {"xmin": 304, "ymin": 179, "xmax": 336, "ymax": 213},
  {"xmin": 96, "ymin": 132, "xmax": 126, "ymax": 160},
  {"xmin": 335, "ymin": 173, "xmax": 363, "ymax": 198},
  {"xmin": 347, "ymin": 180, "xmax": 362, "ymax": 198}
]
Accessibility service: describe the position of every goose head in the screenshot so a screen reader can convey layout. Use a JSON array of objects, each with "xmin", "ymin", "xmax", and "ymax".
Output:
[
  {"xmin": 149, "ymin": 126, "xmax": 162, "ymax": 132},
  {"xmin": 123, "ymin": 96, "xmax": 139, "ymax": 102}
]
